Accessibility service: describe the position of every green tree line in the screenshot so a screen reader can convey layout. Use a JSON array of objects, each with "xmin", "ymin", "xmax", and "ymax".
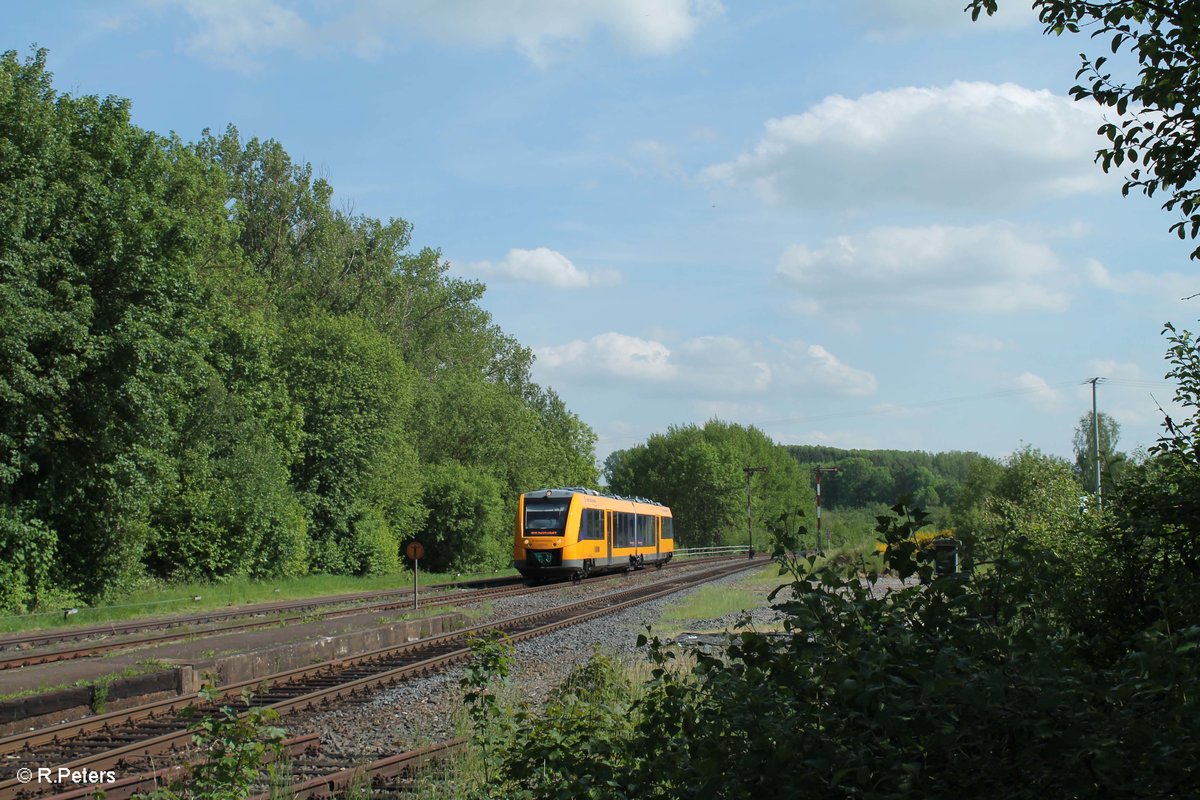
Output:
[
  {"xmin": 0, "ymin": 49, "xmax": 597, "ymax": 613},
  {"xmin": 604, "ymin": 420, "xmax": 816, "ymax": 551},
  {"xmin": 786, "ymin": 445, "xmax": 987, "ymax": 510}
]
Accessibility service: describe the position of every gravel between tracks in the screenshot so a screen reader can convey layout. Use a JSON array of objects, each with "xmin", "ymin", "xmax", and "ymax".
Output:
[
  {"xmin": 292, "ymin": 565, "xmax": 911, "ymax": 761},
  {"xmin": 292, "ymin": 563, "xmax": 759, "ymax": 759}
]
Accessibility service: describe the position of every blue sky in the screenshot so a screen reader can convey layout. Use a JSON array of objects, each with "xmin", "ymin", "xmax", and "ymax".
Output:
[{"xmin": 9, "ymin": 1, "xmax": 1198, "ymax": 465}]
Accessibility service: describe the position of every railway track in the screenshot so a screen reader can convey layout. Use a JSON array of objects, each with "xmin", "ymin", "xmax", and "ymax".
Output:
[
  {"xmin": 0, "ymin": 558, "xmax": 730, "ymax": 671},
  {"xmin": 1, "ymin": 558, "xmax": 760, "ymax": 799},
  {"xmin": 0, "ymin": 576, "xmax": 526, "ymax": 659}
]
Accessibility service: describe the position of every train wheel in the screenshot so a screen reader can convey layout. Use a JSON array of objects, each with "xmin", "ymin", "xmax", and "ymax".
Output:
[{"xmin": 655, "ymin": 559, "xmax": 664, "ymax": 570}]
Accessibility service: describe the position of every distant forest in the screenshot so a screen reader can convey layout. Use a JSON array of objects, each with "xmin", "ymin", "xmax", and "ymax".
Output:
[{"xmin": 786, "ymin": 446, "xmax": 987, "ymax": 510}]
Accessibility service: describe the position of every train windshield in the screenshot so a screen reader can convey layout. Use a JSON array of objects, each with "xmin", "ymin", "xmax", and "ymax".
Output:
[{"xmin": 524, "ymin": 499, "xmax": 570, "ymax": 533}]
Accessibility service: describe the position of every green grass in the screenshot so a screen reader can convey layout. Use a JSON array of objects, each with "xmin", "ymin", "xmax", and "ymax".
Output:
[
  {"xmin": 0, "ymin": 567, "xmax": 519, "ymax": 636},
  {"xmin": 655, "ymin": 564, "xmax": 787, "ymax": 635}
]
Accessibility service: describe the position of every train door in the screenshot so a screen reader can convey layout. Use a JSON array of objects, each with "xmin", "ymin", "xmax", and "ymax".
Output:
[
  {"xmin": 605, "ymin": 510, "xmax": 613, "ymax": 566},
  {"xmin": 655, "ymin": 515, "xmax": 660, "ymax": 561}
]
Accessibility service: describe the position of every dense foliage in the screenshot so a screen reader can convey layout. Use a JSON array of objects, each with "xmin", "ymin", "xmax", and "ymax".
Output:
[
  {"xmin": 0, "ymin": 49, "xmax": 597, "ymax": 612},
  {"xmin": 604, "ymin": 421, "xmax": 815, "ymax": 550},
  {"xmin": 477, "ymin": 488, "xmax": 1198, "ymax": 799}
]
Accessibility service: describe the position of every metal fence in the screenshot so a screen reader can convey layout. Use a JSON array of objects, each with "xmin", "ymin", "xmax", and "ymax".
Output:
[{"xmin": 673, "ymin": 545, "xmax": 751, "ymax": 559}]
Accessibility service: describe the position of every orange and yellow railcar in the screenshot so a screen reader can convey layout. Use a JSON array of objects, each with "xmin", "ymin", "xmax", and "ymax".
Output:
[{"xmin": 514, "ymin": 487, "xmax": 674, "ymax": 580}]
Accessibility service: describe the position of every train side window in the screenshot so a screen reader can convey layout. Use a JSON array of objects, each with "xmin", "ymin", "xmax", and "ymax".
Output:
[
  {"xmin": 634, "ymin": 514, "xmax": 655, "ymax": 547},
  {"xmin": 661, "ymin": 517, "xmax": 674, "ymax": 540},
  {"xmin": 580, "ymin": 509, "xmax": 604, "ymax": 540},
  {"xmin": 615, "ymin": 512, "xmax": 632, "ymax": 548}
]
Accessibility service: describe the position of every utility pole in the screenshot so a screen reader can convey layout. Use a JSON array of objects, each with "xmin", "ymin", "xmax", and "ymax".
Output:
[
  {"xmin": 744, "ymin": 466, "xmax": 768, "ymax": 559},
  {"xmin": 814, "ymin": 467, "xmax": 839, "ymax": 550},
  {"xmin": 1084, "ymin": 377, "xmax": 1106, "ymax": 509}
]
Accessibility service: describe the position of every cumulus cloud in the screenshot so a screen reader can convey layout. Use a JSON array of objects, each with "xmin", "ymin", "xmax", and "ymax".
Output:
[
  {"xmin": 168, "ymin": 0, "xmax": 721, "ymax": 68},
  {"xmin": 776, "ymin": 222, "xmax": 1073, "ymax": 314},
  {"xmin": 1015, "ymin": 371, "xmax": 1065, "ymax": 411},
  {"xmin": 1085, "ymin": 259, "xmax": 1199, "ymax": 303},
  {"xmin": 177, "ymin": 0, "xmax": 310, "ymax": 70},
  {"xmin": 772, "ymin": 224, "xmax": 1075, "ymax": 314},
  {"xmin": 703, "ymin": 82, "xmax": 1106, "ymax": 211},
  {"xmin": 536, "ymin": 333, "xmax": 677, "ymax": 382},
  {"xmin": 463, "ymin": 248, "xmax": 621, "ymax": 288},
  {"xmin": 534, "ymin": 333, "xmax": 876, "ymax": 398}
]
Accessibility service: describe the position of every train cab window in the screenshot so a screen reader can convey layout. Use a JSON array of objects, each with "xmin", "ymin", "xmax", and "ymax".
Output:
[
  {"xmin": 580, "ymin": 508, "xmax": 604, "ymax": 540},
  {"xmin": 525, "ymin": 500, "xmax": 570, "ymax": 534},
  {"xmin": 661, "ymin": 517, "xmax": 674, "ymax": 540}
]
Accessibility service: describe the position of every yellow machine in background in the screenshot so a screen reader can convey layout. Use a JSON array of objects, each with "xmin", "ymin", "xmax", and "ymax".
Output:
[{"xmin": 514, "ymin": 487, "xmax": 674, "ymax": 580}]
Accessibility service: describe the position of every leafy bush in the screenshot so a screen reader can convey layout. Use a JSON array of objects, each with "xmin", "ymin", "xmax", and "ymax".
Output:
[
  {"xmin": 0, "ymin": 504, "xmax": 56, "ymax": 612},
  {"xmin": 418, "ymin": 461, "xmax": 507, "ymax": 573},
  {"xmin": 482, "ymin": 503, "xmax": 1198, "ymax": 799}
]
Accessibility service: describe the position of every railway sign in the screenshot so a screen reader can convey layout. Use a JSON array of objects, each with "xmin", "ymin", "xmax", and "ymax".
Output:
[{"xmin": 406, "ymin": 541, "xmax": 424, "ymax": 610}]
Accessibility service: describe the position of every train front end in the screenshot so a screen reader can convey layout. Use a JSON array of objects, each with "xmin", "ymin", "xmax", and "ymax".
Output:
[{"xmin": 514, "ymin": 488, "xmax": 582, "ymax": 580}]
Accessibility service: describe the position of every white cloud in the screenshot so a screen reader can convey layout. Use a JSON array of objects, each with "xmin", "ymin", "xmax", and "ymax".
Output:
[
  {"xmin": 177, "ymin": 0, "xmax": 311, "ymax": 71},
  {"xmin": 535, "ymin": 333, "xmax": 876, "ymax": 398},
  {"xmin": 1015, "ymin": 371, "xmax": 1065, "ymax": 411},
  {"xmin": 703, "ymin": 82, "xmax": 1106, "ymax": 211},
  {"xmin": 169, "ymin": 0, "xmax": 722, "ymax": 68},
  {"xmin": 1085, "ymin": 259, "xmax": 1199, "ymax": 303},
  {"xmin": 797, "ymin": 344, "xmax": 878, "ymax": 396},
  {"xmin": 1086, "ymin": 360, "xmax": 1144, "ymax": 382},
  {"xmin": 463, "ymin": 248, "xmax": 621, "ymax": 288},
  {"xmin": 536, "ymin": 333, "xmax": 677, "ymax": 382},
  {"xmin": 674, "ymin": 336, "xmax": 772, "ymax": 392},
  {"xmin": 776, "ymin": 222, "xmax": 1072, "ymax": 314}
]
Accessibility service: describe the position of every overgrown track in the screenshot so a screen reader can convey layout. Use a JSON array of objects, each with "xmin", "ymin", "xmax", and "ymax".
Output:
[
  {"xmin": 0, "ymin": 558, "xmax": 728, "ymax": 671},
  {"xmin": 1, "ymin": 558, "xmax": 761, "ymax": 799},
  {"xmin": 0, "ymin": 576, "xmax": 526, "ymax": 658},
  {"xmin": 250, "ymin": 738, "xmax": 467, "ymax": 800}
]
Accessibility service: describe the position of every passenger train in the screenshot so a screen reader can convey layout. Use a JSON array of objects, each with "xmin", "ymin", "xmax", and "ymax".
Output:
[{"xmin": 514, "ymin": 487, "xmax": 675, "ymax": 580}]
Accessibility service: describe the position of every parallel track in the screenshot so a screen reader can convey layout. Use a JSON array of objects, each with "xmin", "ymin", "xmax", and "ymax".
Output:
[
  {"xmin": 2, "ymin": 558, "xmax": 761, "ymax": 799},
  {"xmin": 0, "ymin": 577, "xmax": 525, "ymax": 657},
  {"xmin": 0, "ymin": 558, "xmax": 727, "ymax": 671}
]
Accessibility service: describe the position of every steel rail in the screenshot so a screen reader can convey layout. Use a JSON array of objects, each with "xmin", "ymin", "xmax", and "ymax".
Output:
[
  {"xmin": 0, "ymin": 577, "xmax": 526, "ymax": 652},
  {"xmin": 0, "ymin": 559, "xmax": 760, "ymax": 800},
  {"xmin": 0, "ymin": 557, "xmax": 727, "ymax": 669},
  {"xmin": 34, "ymin": 732, "xmax": 320, "ymax": 800},
  {"xmin": 0, "ymin": 581, "xmax": 539, "ymax": 671},
  {"xmin": 248, "ymin": 737, "xmax": 467, "ymax": 800}
]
